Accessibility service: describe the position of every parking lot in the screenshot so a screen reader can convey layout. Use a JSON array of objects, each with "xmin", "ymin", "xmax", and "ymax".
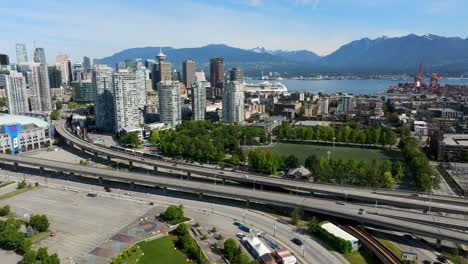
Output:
[{"xmin": 0, "ymin": 187, "xmax": 150, "ymax": 263}]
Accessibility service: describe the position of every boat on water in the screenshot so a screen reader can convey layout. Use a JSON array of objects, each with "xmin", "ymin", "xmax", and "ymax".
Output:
[{"xmin": 244, "ymin": 81, "xmax": 288, "ymax": 94}]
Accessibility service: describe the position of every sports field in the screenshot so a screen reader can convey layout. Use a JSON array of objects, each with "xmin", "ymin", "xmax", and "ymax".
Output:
[
  {"xmin": 137, "ymin": 235, "xmax": 186, "ymax": 264},
  {"xmin": 264, "ymin": 142, "xmax": 400, "ymax": 164}
]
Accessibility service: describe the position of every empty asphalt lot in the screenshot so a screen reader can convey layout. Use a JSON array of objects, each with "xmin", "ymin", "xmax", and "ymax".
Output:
[{"xmin": 0, "ymin": 187, "xmax": 149, "ymax": 263}]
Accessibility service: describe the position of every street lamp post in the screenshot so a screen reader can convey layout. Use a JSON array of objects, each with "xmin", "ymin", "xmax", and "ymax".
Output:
[{"xmin": 333, "ymin": 137, "xmax": 336, "ymax": 152}]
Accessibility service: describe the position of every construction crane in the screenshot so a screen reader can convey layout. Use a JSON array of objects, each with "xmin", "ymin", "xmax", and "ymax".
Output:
[
  {"xmin": 429, "ymin": 72, "xmax": 441, "ymax": 93},
  {"xmin": 414, "ymin": 63, "xmax": 424, "ymax": 92}
]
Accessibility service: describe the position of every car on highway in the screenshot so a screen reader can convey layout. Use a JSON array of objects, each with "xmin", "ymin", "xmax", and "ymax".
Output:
[
  {"xmin": 291, "ymin": 238, "xmax": 302, "ymax": 246},
  {"xmin": 219, "ymin": 171, "xmax": 224, "ymax": 174},
  {"xmin": 236, "ymin": 233, "xmax": 245, "ymax": 239},
  {"xmin": 104, "ymin": 187, "xmax": 112, "ymax": 192},
  {"xmin": 358, "ymin": 208, "xmax": 364, "ymax": 215},
  {"xmin": 124, "ymin": 192, "xmax": 134, "ymax": 196},
  {"xmin": 336, "ymin": 201, "xmax": 345, "ymax": 205}
]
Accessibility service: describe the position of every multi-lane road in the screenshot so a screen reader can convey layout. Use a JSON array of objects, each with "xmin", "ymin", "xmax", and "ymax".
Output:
[
  {"xmin": 1, "ymin": 152, "xmax": 468, "ymax": 244},
  {"xmin": 55, "ymin": 119, "xmax": 468, "ymax": 216}
]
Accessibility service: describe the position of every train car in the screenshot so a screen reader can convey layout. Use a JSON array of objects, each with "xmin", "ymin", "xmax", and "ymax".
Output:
[{"xmin": 124, "ymin": 148, "xmax": 135, "ymax": 154}]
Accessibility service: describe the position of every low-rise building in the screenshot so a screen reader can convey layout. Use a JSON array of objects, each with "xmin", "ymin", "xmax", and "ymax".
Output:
[
  {"xmin": 430, "ymin": 132, "xmax": 468, "ymax": 161},
  {"xmin": 0, "ymin": 114, "xmax": 52, "ymax": 154},
  {"xmin": 320, "ymin": 222, "xmax": 359, "ymax": 251}
]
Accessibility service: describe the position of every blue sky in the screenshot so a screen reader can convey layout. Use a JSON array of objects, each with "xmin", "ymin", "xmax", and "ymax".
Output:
[{"xmin": 1, "ymin": 0, "xmax": 467, "ymax": 62}]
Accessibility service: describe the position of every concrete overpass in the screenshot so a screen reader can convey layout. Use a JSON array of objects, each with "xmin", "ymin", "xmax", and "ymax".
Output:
[
  {"xmin": 55, "ymin": 119, "xmax": 468, "ymax": 216},
  {"xmin": 0, "ymin": 153, "xmax": 467, "ymax": 244}
]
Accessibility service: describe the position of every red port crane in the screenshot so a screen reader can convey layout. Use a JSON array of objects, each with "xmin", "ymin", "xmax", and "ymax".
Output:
[
  {"xmin": 429, "ymin": 72, "xmax": 441, "ymax": 93},
  {"xmin": 414, "ymin": 63, "xmax": 424, "ymax": 92}
]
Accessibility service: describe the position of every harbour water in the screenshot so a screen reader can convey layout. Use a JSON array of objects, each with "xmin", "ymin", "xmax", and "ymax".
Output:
[{"xmin": 250, "ymin": 79, "xmax": 468, "ymax": 95}]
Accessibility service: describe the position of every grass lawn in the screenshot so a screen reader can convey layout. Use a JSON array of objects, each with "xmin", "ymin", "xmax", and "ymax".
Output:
[
  {"xmin": 137, "ymin": 235, "xmax": 187, "ymax": 264},
  {"xmin": 344, "ymin": 248, "xmax": 381, "ymax": 264},
  {"xmin": 0, "ymin": 186, "xmax": 38, "ymax": 201},
  {"xmin": 30, "ymin": 232, "xmax": 49, "ymax": 244},
  {"xmin": 263, "ymin": 142, "xmax": 400, "ymax": 164},
  {"xmin": 374, "ymin": 237, "xmax": 402, "ymax": 260},
  {"xmin": 0, "ymin": 181, "xmax": 14, "ymax": 188}
]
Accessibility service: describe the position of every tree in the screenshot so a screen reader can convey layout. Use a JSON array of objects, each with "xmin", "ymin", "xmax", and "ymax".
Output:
[
  {"xmin": 223, "ymin": 239, "xmax": 238, "ymax": 262},
  {"xmin": 291, "ymin": 207, "xmax": 301, "ymax": 226},
  {"xmin": 50, "ymin": 110, "xmax": 60, "ymax": 121},
  {"xmin": 160, "ymin": 205, "xmax": 184, "ymax": 222},
  {"xmin": 384, "ymin": 171, "xmax": 395, "ymax": 188},
  {"xmin": 29, "ymin": 215, "xmax": 50, "ymax": 232},
  {"xmin": 307, "ymin": 216, "xmax": 319, "ymax": 233},
  {"xmin": 55, "ymin": 101, "xmax": 63, "ymax": 110},
  {"xmin": 67, "ymin": 101, "xmax": 78, "ymax": 110},
  {"xmin": 0, "ymin": 205, "xmax": 10, "ymax": 216},
  {"xmin": 285, "ymin": 155, "xmax": 300, "ymax": 169},
  {"xmin": 148, "ymin": 129, "xmax": 160, "ymax": 145},
  {"xmin": 46, "ymin": 253, "xmax": 61, "ymax": 264},
  {"xmin": 36, "ymin": 247, "xmax": 49, "ymax": 261},
  {"xmin": 0, "ymin": 97, "xmax": 7, "ymax": 108},
  {"xmin": 22, "ymin": 250, "xmax": 37, "ymax": 264},
  {"xmin": 119, "ymin": 132, "xmax": 142, "ymax": 148},
  {"xmin": 173, "ymin": 223, "xmax": 189, "ymax": 236}
]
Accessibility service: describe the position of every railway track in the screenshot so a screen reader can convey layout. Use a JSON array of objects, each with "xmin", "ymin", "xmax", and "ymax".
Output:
[{"xmin": 345, "ymin": 225, "xmax": 402, "ymax": 264}]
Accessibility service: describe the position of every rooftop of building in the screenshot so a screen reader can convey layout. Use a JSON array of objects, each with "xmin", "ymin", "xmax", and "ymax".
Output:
[
  {"xmin": 443, "ymin": 134, "xmax": 468, "ymax": 147},
  {"xmin": 294, "ymin": 120, "xmax": 332, "ymax": 127},
  {"xmin": 321, "ymin": 222, "xmax": 358, "ymax": 242},
  {"xmin": 0, "ymin": 114, "xmax": 49, "ymax": 129}
]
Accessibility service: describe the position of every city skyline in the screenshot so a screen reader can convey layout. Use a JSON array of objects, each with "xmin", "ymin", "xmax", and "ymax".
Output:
[{"xmin": 1, "ymin": 0, "xmax": 467, "ymax": 63}]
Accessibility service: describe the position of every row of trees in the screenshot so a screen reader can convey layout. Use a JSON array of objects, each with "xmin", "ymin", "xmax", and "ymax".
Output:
[
  {"xmin": 158, "ymin": 121, "xmax": 266, "ymax": 163},
  {"xmin": 399, "ymin": 132, "xmax": 438, "ymax": 192},
  {"xmin": 304, "ymin": 154, "xmax": 404, "ymax": 188},
  {"xmin": 247, "ymin": 150, "xmax": 300, "ymax": 174},
  {"xmin": 222, "ymin": 238, "xmax": 257, "ymax": 264},
  {"xmin": 172, "ymin": 224, "xmax": 208, "ymax": 264},
  {"xmin": 276, "ymin": 123, "xmax": 397, "ymax": 147}
]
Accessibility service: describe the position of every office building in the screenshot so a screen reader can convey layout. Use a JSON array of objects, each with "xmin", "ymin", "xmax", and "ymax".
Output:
[
  {"xmin": 158, "ymin": 80, "xmax": 181, "ymax": 127},
  {"xmin": 83, "ymin": 56, "xmax": 93, "ymax": 70},
  {"xmin": 222, "ymin": 81, "xmax": 244, "ymax": 124},
  {"xmin": 182, "ymin": 60, "xmax": 195, "ymax": 88},
  {"xmin": 93, "ymin": 65, "xmax": 115, "ymax": 131},
  {"xmin": 113, "ymin": 70, "xmax": 146, "ymax": 132},
  {"xmin": 29, "ymin": 61, "xmax": 52, "ymax": 111},
  {"xmin": 0, "ymin": 71, "xmax": 29, "ymax": 114},
  {"xmin": 0, "ymin": 114, "xmax": 52, "ymax": 154},
  {"xmin": 144, "ymin": 59, "xmax": 158, "ymax": 90},
  {"xmin": 229, "ymin": 67, "xmax": 243, "ymax": 82},
  {"xmin": 33, "ymin": 48, "xmax": 47, "ymax": 65},
  {"xmin": 0, "ymin": 54, "xmax": 10, "ymax": 66},
  {"xmin": 72, "ymin": 80, "xmax": 94, "ymax": 103},
  {"xmin": 48, "ymin": 65, "xmax": 62, "ymax": 89},
  {"xmin": 156, "ymin": 50, "xmax": 172, "ymax": 82},
  {"xmin": 55, "ymin": 55, "xmax": 73, "ymax": 84},
  {"xmin": 210, "ymin": 58, "xmax": 224, "ymax": 97},
  {"xmin": 16, "ymin": 44, "xmax": 28, "ymax": 64},
  {"xmin": 191, "ymin": 80, "xmax": 207, "ymax": 120},
  {"xmin": 318, "ymin": 97, "xmax": 329, "ymax": 115},
  {"xmin": 430, "ymin": 132, "xmax": 468, "ymax": 162},
  {"xmin": 337, "ymin": 95, "xmax": 356, "ymax": 114},
  {"xmin": 33, "ymin": 49, "xmax": 52, "ymax": 110}
]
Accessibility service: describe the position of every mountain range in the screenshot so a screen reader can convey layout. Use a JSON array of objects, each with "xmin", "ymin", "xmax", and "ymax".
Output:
[{"xmin": 97, "ymin": 34, "xmax": 468, "ymax": 76}]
